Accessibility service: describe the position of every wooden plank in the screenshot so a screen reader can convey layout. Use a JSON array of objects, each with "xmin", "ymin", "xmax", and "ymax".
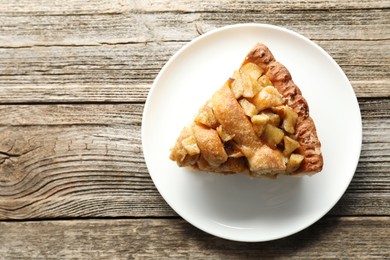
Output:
[
  {"xmin": 0, "ymin": 41, "xmax": 386, "ymax": 84},
  {"xmin": 0, "ymin": 0, "xmax": 125, "ymax": 14},
  {"xmin": 0, "ymin": 100, "xmax": 388, "ymax": 219},
  {"xmin": 0, "ymin": 40, "xmax": 388, "ymax": 103},
  {"xmin": 0, "ymin": 1, "xmax": 388, "ymax": 44},
  {"xmin": 2, "ymin": 0, "xmax": 389, "ymax": 14},
  {"xmin": 0, "ymin": 84, "xmax": 150, "ymax": 104},
  {"xmin": 0, "ymin": 81, "xmax": 388, "ymax": 105},
  {"xmin": 0, "ymin": 217, "xmax": 389, "ymax": 258},
  {"xmin": 131, "ymin": 0, "xmax": 390, "ymax": 12},
  {"xmin": 0, "ymin": 2, "xmax": 388, "ymax": 102}
]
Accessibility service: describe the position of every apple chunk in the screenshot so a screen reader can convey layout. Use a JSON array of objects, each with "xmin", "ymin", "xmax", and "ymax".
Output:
[
  {"xmin": 286, "ymin": 153, "xmax": 304, "ymax": 172},
  {"xmin": 283, "ymin": 135, "xmax": 300, "ymax": 156},
  {"xmin": 239, "ymin": 98, "xmax": 257, "ymax": 117},
  {"xmin": 261, "ymin": 124, "xmax": 284, "ymax": 147},
  {"xmin": 251, "ymin": 114, "xmax": 269, "ymax": 137},
  {"xmin": 195, "ymin": 105, "xmax": 219, "ymax": 128},
  {"xmin": 181, "ymin": 135, "xmax": 200, "ymax": 156},
  {"xmin": 240, "ymin": 62, "xmax": 264, "ymax": 98},
  {"xmin": 250, "ymin": 86, "xmax": 284, "ymax": 112}
]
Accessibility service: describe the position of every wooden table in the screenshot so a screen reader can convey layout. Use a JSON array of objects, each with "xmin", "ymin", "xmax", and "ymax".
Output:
[{"xmin": 0, "ymin": 1, "xmax": 389, "ymax": 258}]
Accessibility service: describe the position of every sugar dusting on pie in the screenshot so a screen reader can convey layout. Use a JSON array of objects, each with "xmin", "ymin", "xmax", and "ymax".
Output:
[{"xmin": 170, "ymin": 43, "xmax": 323, "ymax": 178}]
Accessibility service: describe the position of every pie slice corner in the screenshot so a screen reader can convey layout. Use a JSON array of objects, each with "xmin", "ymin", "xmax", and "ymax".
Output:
[{"xmin": 169, "ymin": 43, "xmax": 323, "ymax": 178}]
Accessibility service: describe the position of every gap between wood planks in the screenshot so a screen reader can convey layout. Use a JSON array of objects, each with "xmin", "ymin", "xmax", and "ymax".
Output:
[
  {"xmin": 0, "ymin": 215, "xmax": 388, "ymax": 223},
  {"xmin": 0, "ymin": 39, "xmax": 190, "ymax": 49},
  {"xmin": 0, "ymin": 38, "xmax": 388, "ymax": 49},
  {"xmin": 0, "ymin": 97, "xmax": 387, "ymax": 106}
]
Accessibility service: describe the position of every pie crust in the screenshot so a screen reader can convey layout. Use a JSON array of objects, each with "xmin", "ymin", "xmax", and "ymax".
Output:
[{"xmin": 170, "ymin": 43, "xmax": 323, "ymax": 177}]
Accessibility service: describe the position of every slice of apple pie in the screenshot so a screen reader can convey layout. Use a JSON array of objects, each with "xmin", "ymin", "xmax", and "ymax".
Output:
[{"xmin": 170, "ymin": 43, "xmax": 323, "ymax": 178}]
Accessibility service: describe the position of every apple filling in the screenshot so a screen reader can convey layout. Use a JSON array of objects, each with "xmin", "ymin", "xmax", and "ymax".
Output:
[
  {"xmin": 175, "ymin": 62, "xmax": 304, "ymax": 175},
  {"xmin": 231, "ymin": 62, "xmax": 303, "ymax": 173}
]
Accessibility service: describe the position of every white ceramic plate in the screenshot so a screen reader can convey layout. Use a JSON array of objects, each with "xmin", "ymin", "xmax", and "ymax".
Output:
[{"xmin": 142, "ymin": 24, "xmax": 362, "ymax": 242}]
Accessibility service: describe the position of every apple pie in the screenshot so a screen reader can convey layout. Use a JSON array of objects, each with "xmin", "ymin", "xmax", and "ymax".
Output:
[{"xmin": 170, "ymin": 43, "xmax": 323, "ymax": 178}]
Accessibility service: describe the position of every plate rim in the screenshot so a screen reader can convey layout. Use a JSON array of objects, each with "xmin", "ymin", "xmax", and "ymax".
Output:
[{"xmin": 142, "ymin": 23, "xmax": 362, "ymax": 242}]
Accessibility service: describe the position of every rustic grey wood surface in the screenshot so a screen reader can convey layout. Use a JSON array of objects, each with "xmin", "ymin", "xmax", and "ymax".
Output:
[{"xmin": 0, "ymin": 0, "xmax": 389, "ymax": 259}]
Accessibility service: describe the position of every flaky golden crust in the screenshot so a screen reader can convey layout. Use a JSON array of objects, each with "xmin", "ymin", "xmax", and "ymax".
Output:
[
  {"xmin": 170, "ymin": 43, "xmax": 323, "ymax": 177},
  {"xmin": 211, "ymin": 82, "xmax": 286, "ymax": 173},
  {"xmin": 193, "ymin": 124, "xmax": 228, "ymax": 167},
  {"xmin": 169, "ymin": 126, "xmax": 200, "ymax": 166},
  {"xmin": 245, "ymin": 43, "xmax": 323, "ymax": 174}
]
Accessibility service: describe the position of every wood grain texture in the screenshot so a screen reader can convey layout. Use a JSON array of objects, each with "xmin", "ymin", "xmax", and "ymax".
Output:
[
  {"xmin": 0, "ymin": 1, "xmax": 388, "ymax": 103},
  {"xmin": 0, "ymin": 0, "xmax": 388, "ymax": 43},
  {"xmin": 0, "ymin": 40, "xmax": 388, "ymax": 103},
  {"xmin": 2, "ymin": 0, "xmax": 389, "ymax": 13},
  {"xmin": 0, "ymin": 217, "xmax": 389, "ymax": 259},
  {"xmin": 0, "ymin": 0, "xmax": 389, "ymax": 257},
  {"xmin": 0, "ymin": 99, "xmax": 388, "ymax": 219}
]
